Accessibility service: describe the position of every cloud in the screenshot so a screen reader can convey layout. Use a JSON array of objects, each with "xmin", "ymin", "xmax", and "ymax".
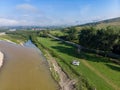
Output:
[
  {"xmin": 16, "ymin": 4, "xmax": 38, "ymax": 13},
  {"xmin": 0, "ymin": 17, "xmax": 39, "ymax": 26},
  {"xmin": 0, "ymin": 16, "xmax": 54, "ymax": 26},
  {"xmin": 0, "ymin": 18, "xmax": 18, "ymax": 26},
  {"xmin": 80, "ymin": 5, "xmax": 91, "ymax": 16}
]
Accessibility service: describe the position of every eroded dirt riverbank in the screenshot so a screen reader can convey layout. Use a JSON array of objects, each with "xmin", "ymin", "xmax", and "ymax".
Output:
[{"xmin": 45, "ymin": 50, "xmax": 76, "ymax": 90}]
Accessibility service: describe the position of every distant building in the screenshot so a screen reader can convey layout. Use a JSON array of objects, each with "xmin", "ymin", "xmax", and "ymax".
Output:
[
  {"xmin": 9, "ymin": 29, "xmax": 16, "ymax": 31},
  {"xmin": 72, "ymin": 60, "xmax": 80, "ymax": 66}
]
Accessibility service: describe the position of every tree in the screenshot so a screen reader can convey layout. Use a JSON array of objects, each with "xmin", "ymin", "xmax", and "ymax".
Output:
[
  {"xmin": 66, "ymin": 27, "xmax": 78, "ymax": 41},
  {"xmin": 79, "ymin": 27, "xmax": 97, "ymax": 48},
  {"xmin": 79, "ymin": 26, "xmax": 120, "ymax": 53}
]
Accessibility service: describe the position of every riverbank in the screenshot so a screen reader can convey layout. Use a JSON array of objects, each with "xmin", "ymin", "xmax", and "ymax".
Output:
[
  {"xmin": 0, "ymin": 51, "xmax": 4, "ymax": 68},
  {"xmin": 0, "ymin": 38, "xmax": 24, "ymax": 46},
  {"xmin": 0, "ymin": 39, "xmax": 23, "ymax": 70},
  {"xmin": 35, "ymin": 37, "xmax": 120, "ymax": 90},
  {"xmin": 0, "ymin": 40, "xmax": 57, "ymax": 90},
  {"xmin": 44, "ymin": 50, "xmax": 76, "ymax": 90},
  {"xmin": 0, "ymin": 34, "xmax": 25, "ymax": 44},
  {"xmin": 31, "ymin": 38, "xmax": 77, "ymax": 90}
]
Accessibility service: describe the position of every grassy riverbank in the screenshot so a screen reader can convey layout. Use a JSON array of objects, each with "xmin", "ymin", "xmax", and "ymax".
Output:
[
  {"xmin": 0, "ymin": 35, "xmax": 25, "ymax": 44},
  {"xmin": 34, "ymin": 36, "xmax": 120, "ymax": 90}
]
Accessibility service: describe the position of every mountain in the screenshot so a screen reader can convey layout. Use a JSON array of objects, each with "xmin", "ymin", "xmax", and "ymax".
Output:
[{"xmin": 77, "ymin": 17, "xmax": 120, "ymax": 28}]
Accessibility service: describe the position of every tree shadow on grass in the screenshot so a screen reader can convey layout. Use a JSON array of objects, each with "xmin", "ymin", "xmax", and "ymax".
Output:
[
  {"xmin": 51, "ymin": 45, "xmax": 111, "ymax": 63},
  {"xmin": 105, "ymin": 64, "xmax": 120, "ymax": 72},
  {"xmin": 51, "ymin": 44, "xmax": 120, "ymax": 73},
  {"xmin": 81, "ymin": 52, "xmax": 112, "ymax": 63},
  {"xmin": 51, "ymin": 45, "xmax": 79, "ymax": 58},
  {"xmin": 50, "ymin": 39, "xmax": 59, "ymax": 42},
  {"xmin": 50, "ymin": 39, "xmax": 73, "ymax": 47},
  {"xmin": 50, "ymin": 40, "xmax": 120, "ymax": 73}
]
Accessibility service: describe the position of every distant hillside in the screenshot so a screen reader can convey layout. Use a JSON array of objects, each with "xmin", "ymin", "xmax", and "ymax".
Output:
[
  {"xmin": 100, "ymin": 17, "xmax": 120, "ymax": 23},
  {"xmin": 76, "ymin": 17, "xmax": 120, "ymax": 28}
]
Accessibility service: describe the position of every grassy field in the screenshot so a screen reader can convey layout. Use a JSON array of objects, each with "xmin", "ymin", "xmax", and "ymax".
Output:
[
  {"xmin": 36, "ymin": 36, "xmax": 120, "ymax": 90},
  {"xmin": 49, "ymin": 30, "xmax": 66, "ymax": 37},
  {"xmin": 0, "ymin": 34, "xmax": 27, "ymax": 44}
]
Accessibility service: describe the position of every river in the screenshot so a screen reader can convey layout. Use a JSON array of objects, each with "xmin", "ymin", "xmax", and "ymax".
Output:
[{"xmin": 0, "ymin": 40, "xmax": 57, "ymax": 90}]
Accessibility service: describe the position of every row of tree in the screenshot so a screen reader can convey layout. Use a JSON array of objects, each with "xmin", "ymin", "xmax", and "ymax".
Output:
[{"xmin": 79, "ymin": 27, "xmax": 120, "ymax": 54}]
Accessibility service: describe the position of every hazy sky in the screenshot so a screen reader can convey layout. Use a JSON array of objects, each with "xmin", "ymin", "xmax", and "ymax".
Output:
[{"xmin": 0, "ymin": 0, "xmax": 120, "ymax": 26}]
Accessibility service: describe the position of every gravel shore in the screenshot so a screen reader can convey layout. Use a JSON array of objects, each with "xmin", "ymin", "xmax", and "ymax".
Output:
[{"xmin": 0, "ymin": 51, "xmax": 4, "ymax": 68}]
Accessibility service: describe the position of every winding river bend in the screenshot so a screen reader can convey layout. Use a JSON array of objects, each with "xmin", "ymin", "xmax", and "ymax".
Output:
[{"xmin": 0, "ymin": 40, "xmax": 57, "ymax": 90}]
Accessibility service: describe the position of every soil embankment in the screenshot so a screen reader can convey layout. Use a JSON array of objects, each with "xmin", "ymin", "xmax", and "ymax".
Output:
[{"xmin": 45, "ymin": 50, "xmax": 76, "ymax": 90}]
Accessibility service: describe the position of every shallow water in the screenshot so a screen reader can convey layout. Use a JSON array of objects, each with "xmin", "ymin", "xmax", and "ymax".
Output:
[{"xmin": 0, "ymin": 41, "xmax": 57, "ymax": 90}]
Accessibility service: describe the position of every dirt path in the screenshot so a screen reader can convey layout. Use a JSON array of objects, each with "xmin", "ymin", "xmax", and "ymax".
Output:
[
  {"xmin": 81, "ymin": 59, "xmax": 119, "ymax": 90},
  {"xmin": 45, "ymin": 50, "xmax": 76, "ymax": 90}
]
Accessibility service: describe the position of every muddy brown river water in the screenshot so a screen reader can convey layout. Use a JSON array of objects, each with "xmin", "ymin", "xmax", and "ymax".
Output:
[{"xmin": 0, "ymin": 41, "xmax": 57, "ymax": 90}]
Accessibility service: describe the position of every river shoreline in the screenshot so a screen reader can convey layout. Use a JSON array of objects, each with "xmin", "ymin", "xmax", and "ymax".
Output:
[
  {"xmin": 0, "ymin": 39, "xmax": 17, "ymax": 70},
  {"xmin": 44, "ymin": 50, "xmax": 76, "ymax": 90},
  {"xmin": 0, "ymin": 40, "xmax": 57, "ymax": 90},
  {"xmin": 0, "ymin": 39, "xmax": 75, "ymax": 90},
  {"xmin": 0, "ymin": 51, "xmax": 4, "ymax": 68}
]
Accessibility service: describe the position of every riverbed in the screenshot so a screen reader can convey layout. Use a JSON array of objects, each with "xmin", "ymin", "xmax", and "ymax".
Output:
[{"xmin": 0, "ymin": 40, "xmax": 57, "ymax": 90}]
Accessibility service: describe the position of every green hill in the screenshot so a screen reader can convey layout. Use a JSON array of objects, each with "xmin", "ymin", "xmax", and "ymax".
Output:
[{"xmin": 77, "ymin": 17, "xmax": 120, "ymax": 28}]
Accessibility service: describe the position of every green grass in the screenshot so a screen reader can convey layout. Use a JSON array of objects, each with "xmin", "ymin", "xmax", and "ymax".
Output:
[
  {"xmin": 83, "ymin": 53, "xmax": 120, "ymax": 87},
  {"xmin": 50, "ymin": 30, "xmax": 66, "ymax": 37},
  {"xmin": 50, "ymin": 65, "xmax": 60, "ymax": 82},
  {"xmin": 0, "ymin": 34, "xmax": 26, "ymax": 44},
  {"xmin": 37, "ymin": 37, "xmax": 120, "ymax": 90}
]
